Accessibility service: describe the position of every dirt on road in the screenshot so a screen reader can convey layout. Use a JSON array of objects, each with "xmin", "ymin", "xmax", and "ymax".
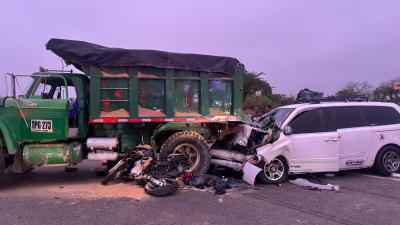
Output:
[{"xmin": 0, "ymin": 161, "xmax": 148, "ymax": 200}]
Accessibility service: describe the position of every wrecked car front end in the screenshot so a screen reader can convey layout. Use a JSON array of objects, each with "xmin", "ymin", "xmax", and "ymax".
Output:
[{"xmin": 209, "ymin": 107, "xmax": 295, "ymax": 184}]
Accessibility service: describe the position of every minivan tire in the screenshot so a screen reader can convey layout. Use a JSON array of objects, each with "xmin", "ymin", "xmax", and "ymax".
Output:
[
  {"xmin": 160, "ymin": 131, "xmax": 210, "ymax": 175},
  {"xmin": 373, "ymin": 146, "xmax": 400, "ymax": 176},
  {"xmin": 257, "ymin": 156, "xmax": 289, "ymax": 184}
]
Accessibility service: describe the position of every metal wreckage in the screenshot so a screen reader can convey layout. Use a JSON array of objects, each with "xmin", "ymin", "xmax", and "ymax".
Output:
[{"xmin": 0, "ymin": 39, "xmax": 282, "ymax": 196}]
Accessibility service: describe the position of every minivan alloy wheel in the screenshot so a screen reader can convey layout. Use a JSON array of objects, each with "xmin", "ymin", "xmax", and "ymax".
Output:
[
  {"xmin": 263, "ymin": 158, "xmax": 285, "ymax": 181},
  {"xmin": 383, "ymin": 150, "xmax": 400, "ymax": 172}
]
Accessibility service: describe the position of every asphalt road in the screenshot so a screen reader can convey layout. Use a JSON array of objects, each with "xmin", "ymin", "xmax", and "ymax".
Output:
[{"xmin": 0, "ymin": 161, "xmax": 399, "ymax": 225}]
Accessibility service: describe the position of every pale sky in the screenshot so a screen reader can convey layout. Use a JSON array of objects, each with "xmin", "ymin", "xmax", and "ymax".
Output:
[{"xmin": 1, "ymin": 0, "xmax": 399, "ymax": 96}]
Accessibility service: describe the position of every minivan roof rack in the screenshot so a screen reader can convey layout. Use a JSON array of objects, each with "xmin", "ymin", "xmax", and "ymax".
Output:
[{"xmin": 300, "ymin": 95, "xmax": 370, "ymax": 104}]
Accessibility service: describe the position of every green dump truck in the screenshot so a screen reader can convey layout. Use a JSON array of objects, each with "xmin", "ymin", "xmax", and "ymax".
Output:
[{"xmin": 0, "ymin": 38, "xmax": 249, "ymax": 176}]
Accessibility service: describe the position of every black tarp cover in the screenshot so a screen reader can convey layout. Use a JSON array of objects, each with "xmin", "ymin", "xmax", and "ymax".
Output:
[{"xmin": 46, "ymin": 38, "xmax": 239, "ymax": 75}]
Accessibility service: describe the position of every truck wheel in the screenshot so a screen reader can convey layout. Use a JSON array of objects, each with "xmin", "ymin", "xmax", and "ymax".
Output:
[
  {"xmin": 257, "ymin": 156, "xmax": 288, "ymax": 184},
  {"xmin": 160, "ymin": 131, "xmax": 210, "ymax": 175},
  {"xmin": 373, "ymin": 146, "xmax": 400, "ymax": 176}
]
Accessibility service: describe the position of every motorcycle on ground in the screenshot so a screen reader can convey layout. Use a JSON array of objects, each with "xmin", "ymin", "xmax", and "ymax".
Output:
[{"xmin": 101, "ymin": 144, "xmax": 187, "ymax": 197}]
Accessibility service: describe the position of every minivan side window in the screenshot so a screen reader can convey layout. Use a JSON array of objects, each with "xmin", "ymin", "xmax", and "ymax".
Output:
[
  {"xmin": 289, "ymin": 108, "xmax": 325, "ymax": 134},
  {"xmin": 326, "ymin": 106, "xmax": 364, "ymax": 129},
  {"xmin": 359, "ymin": 106, "xmax": 400, "ymax": 126}
]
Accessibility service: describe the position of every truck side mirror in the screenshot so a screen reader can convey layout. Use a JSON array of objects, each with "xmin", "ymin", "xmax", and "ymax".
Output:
[{"xmin": 283, "ymin": 126, "xmax": 293, "ymax": 135}]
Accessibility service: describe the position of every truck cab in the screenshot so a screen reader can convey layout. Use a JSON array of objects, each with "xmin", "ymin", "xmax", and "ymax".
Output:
[
  {"xmin": 0, "ymin": 70, "xmax": 89, "ymax": 172},
  {"xmin": 24, "ymin": 70, "xmax": 90, "ymax": 139}
]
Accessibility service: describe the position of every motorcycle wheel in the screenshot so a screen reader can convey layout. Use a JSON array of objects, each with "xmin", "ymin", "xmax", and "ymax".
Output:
[
  {"xmin": 101, "ymin": 159, "xmax": 127, "ymax": 185},
  {"xmin": 144, "ymin": 178, "xmax": 179, "ymax": 197}
]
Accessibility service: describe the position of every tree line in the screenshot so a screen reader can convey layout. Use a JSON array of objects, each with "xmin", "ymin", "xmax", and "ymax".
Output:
[
  {"xmin": 335, "ymin": 79, "xmax": 400, "ymax": 104},
  {"xmin": 243, "ymin": 71, "xmax": 400, "ymax": 110}
]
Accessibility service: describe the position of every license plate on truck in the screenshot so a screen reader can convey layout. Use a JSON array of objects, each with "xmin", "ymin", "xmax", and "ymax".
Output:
[{"xmin": 31, "ymin": 120, "xmax": 53, "ymax": 133}]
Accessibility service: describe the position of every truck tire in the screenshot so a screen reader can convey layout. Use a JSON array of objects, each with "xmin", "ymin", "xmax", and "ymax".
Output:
[
  {"xmin": 144, "ymin": 178, "xmax": 179, "ymax": 197},
  {"xmin": 160, "ymin": 131, "xmax": 210, "ymax": 175},
  {"xmin": 373, "ymin": 146, "xmax": 400, "ymax": 176},
  {"xmin": 257, "ymin": 156, "xmax": 288, "ymax": 184}
]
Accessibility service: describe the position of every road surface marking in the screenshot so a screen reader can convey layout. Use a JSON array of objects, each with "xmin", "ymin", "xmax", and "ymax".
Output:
[{"xmin": 349, "ymin": 173, "xmax": 400, "ymax": 182}]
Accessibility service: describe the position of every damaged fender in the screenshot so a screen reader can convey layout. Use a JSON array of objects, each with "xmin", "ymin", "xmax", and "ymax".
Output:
[{"xmin": 256, "ymin": 137, "xmax": 291, "ymax": 170}]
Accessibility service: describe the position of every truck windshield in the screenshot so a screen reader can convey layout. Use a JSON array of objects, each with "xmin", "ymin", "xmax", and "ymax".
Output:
[
  {"xmin": 30, "ymin": 77, "xmax": 68, "ymax": 99},
  {"xmin": 9, "ymin": 76, "xmax": 34, "ymax": 97},
  {"xmin": 252, "ymin": 108, "xmax": 295, "ymax": 130}
]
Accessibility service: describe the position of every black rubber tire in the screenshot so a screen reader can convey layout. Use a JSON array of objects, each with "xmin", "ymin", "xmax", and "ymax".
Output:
[
  {"xmin": 160, "ymin": 131, "xmax": 210, "ymax": 175},
  {"xmin": 101, "ymin": 159, "xmax": 127, "ymax": 185},
  {"xmin": 0, "ymin": 152, "xmax": 5, "ymax": 175},
  {"xmin": 257, "ymin": 156, "xmax": 289, "ymax": 184},
  {"xmin": 144, "ymin": 178, "xmax": 179, "ymax": 197},
  {"xmin": 373, "ymin": 146, "xmax": 400, "ymax": 176}
]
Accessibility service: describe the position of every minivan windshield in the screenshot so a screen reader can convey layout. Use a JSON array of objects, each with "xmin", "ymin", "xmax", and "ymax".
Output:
[{"xmin": 252, "ymin": 107, "xmax": 295, "ymax": 130}]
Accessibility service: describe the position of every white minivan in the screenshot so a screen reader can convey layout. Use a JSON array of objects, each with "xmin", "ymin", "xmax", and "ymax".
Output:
[{"xmin": 256, "ymin": 102, "xmax": 400, "ymax": 184}]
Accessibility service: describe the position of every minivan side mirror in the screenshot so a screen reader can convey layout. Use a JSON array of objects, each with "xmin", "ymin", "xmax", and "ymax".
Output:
[{"xmin": 283, "ymin": 126, "xmax": 293, "ymax": 135}]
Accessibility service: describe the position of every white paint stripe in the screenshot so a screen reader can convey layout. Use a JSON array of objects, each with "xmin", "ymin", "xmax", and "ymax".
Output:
[
  {"xmin": 141, "ymin": 118, "xmax": 151, "ymax": 122},
  {"xmin": 118, "ymin": 119, "xmax": 128, "ymax": 122},
  {"xmin": 349, "ymin": 172, "xmax": 400, "ymax": 182},
  {"xmin": 165, "ymin": 118, "xmax": 174, "ymax": 122}
]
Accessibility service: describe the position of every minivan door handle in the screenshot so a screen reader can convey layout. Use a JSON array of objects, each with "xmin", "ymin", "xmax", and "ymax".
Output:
[{"xmin": 324, "ymin": 136, "xmax": 340, "ymax": 142}]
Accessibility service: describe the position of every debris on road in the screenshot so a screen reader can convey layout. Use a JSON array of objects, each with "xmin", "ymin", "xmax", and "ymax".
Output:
[
  {"xmin": 289, "ymin": 178, "xmax": 340, "ymax": 192},
  {"xmin": 391, "ymin": 173, "xmax": 400, "ymax": 178},
  {"xmin": 242, "ymin": 162, "xmax": 262, "ymax": 186}
]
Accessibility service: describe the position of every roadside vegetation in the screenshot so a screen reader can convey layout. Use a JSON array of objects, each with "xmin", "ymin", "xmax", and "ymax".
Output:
[
  {"xmin": 243, "ymin": 71, "xmax": 400, "ymax": 111},
  {"xmin": 243, "ymin": 71, "xmax": 295, "ymax": 111}
]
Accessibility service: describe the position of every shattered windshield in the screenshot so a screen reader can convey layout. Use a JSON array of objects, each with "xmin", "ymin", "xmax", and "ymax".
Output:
[{"xmin": 252, "ymin": 108, "xmax": 295, "ymax": 129}]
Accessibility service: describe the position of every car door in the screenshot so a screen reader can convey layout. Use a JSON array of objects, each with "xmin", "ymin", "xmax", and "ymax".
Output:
[
  {"xmin": 326, "ymin": 106, "xmax": 372, "ymax": 170},
  {"xmin": 287, "ymin": 107, "xmax": 339, "ymax": 173},
  {"xmin": 359, "ymin": 105, "xmax": 400, "ymax": 167}
]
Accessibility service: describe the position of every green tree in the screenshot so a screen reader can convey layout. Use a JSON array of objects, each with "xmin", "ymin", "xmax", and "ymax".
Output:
[
  {"xmin": 243, "ymin": 71, "xmax": 272, "ymax": 98},
  {"xmin": 373, "ymin": 77, "xmax": 400, "ymax": 104},
  {"xmin": 242, "ymin": 70, "xmax": 295, "ymax": 109},
  {"xmin": 336, "ymin": 81, "xmax": 373, "ymax": 97},
  {"xmin": 270, "ymin": 94, "xmax": 295, "ymax": 106}
]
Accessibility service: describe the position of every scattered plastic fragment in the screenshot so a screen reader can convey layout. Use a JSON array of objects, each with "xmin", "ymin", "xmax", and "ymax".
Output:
[
  {"xmin": 391, "ymin": 173, "xmax": 400, "ymax": 178},
  {"xmin": 289, "ymin": 178, "xmax": 340, "ymax": 192},
  {"xmin": 242, "ymin": 162, "xmax": 262, "ymax": 186}
]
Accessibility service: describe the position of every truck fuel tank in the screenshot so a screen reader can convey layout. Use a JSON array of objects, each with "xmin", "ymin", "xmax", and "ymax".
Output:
[
  {"xmin": 86, "ymin": 137, "xmax": 118, "ymax": 151},
  {"xmin": 22, "ymin": 143, "xmax": 83, "ymax": 167}
]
